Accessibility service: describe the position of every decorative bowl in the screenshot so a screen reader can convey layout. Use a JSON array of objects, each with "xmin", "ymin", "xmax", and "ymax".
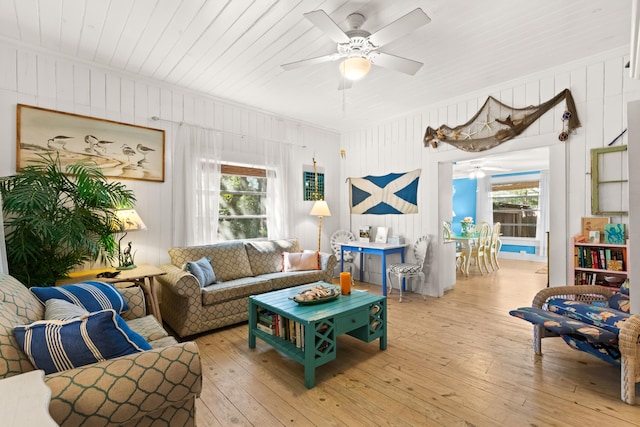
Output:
[{"xmin": 604, "ymin": 275, "xmax": 625, "ymax": 286}]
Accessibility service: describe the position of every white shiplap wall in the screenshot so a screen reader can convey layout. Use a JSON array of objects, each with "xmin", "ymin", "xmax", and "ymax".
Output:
[
  {"xmin": 341, "ymin": 46, "xmax": 640, "ymax": 298},
  {"xmin": 0, "ymin": 41, "xmax": 341, "ymax": 269}
]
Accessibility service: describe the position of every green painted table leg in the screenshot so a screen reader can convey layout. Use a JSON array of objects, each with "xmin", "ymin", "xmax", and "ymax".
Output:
[
  {"xmin": 304, "ymin": 322, "xmax": 316, "ymax": 389},
  {"xmin": 248, "ymin": 299, "xmax": 257, "ymax": 348},
  {"xmin": 380, "ymin": 299, "xmax": 387, "ymax": 350}
]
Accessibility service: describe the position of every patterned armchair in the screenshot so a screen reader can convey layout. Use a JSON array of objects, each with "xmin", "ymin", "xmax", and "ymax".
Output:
[
  {"xmin": 510, "ymin": 282, "xmax": 640, "ymax": 405},
  {"xmin": 0, "ymin": 273, "xmax": 202, "ymax": 426}
]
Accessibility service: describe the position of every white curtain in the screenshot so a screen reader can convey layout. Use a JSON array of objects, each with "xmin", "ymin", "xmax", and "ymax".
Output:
[
  {"xmin": 475, "ymin": 175, "xmax": 493, "ymax": 225},
  {"xmin": 0, "ymin": 193, "xmax": 8, "ymax": 274},
  {"xmin": 536, "ymin": 170, "xmax": 550, "ymax": 257},
  {"xmin": 264, "ymin": 139, "xmax": 290, "ymax": 239},
  {"xmin": 631, "ymin": 0, "xmax": 640, "ymax": 79},
  {"xmin": 172, "ymin": 124, "xmax": 221, "ymax": 246}
]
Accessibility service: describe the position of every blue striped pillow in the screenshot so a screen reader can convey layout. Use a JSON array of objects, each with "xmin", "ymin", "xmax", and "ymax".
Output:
[
  {"xmin": 31, "ymin": 281, "xmax": 129, "ymax": 314},
  {"xmin": 44, "ymin": 299, "xmax": 89, "ymax": 320},
  {"xmin": 13, "ymin": 309, "xmax": 151, "ymax": 374}
]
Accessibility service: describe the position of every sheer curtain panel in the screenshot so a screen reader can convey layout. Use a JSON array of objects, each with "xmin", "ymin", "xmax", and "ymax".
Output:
[
  {"xmin": 475, "ymin": 175, "xmax": 493, "ymax": 224},
  {"xmin": 264, "ymin": 140, "xmax": 291, "ymax": 239},
  {"xmin": 172, "ymin": 124, "xmax": 221, "ymax": 246}
]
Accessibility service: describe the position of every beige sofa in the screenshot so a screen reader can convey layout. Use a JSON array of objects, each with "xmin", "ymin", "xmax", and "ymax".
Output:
[
  {"xmin": 157, "ymin": 238, "xmax": 337, "ymax": 338},
  {"xmin": 0, "ymin": 273, "xmax": 202, "ymax": 427}
]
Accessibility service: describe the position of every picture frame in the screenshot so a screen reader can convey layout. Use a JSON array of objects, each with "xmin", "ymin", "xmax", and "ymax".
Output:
[
  {"xmin": 17, "ymin": 104, "xmax": 165, "ymax": 182},
  {"xmin": 581, "ymin": 217, "xmax": 610, "ymax": 239},
  {"xmin": 375, "ymin": 227, "xmax": 388, "ymax": 243},
  {"xmin": 359, "ymin": 226, "xmax": 372, "ymax": 242},
  {"xmin": 604, "ymin": 223, "xmax": 626, "ymax": 244}
]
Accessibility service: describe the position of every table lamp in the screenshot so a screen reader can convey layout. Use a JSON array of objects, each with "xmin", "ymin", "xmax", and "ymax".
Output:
[
  {"xmin": 309, "ymin": 200, "xmax": 331, "ymax": 252},
  {"xmin": 114, "ymin": 208, "xmax": 147, "ymax": 270}
]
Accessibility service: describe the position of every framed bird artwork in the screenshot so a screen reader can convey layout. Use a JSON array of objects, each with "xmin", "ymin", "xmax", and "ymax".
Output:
[{"xmin": 16, "ymin": 104, "xmax": 165, "ymax": 182}]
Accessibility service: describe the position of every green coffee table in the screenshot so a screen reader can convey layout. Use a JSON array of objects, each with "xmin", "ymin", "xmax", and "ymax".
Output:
[{"xmin": 248, "ymin": 282, "xmax": 387, "ymax": 388}]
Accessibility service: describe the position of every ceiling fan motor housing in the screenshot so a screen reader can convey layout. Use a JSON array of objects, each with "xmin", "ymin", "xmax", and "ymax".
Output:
[{"xmin": 338, "ymin": 13, "xmax": 375, "ymax": 59}]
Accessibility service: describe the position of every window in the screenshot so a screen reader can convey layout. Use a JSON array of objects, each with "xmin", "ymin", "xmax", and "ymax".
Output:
[
  {"xmin": 303, "ymin": 171, "xmax": 325, "ymax": 201},
  {"xmin": 492, "ymin": 180, "xmax": 539, "ymax": 238},
  {"xmin": 218, "ymin": 164, "xmax": 268, "ymax": 240}
]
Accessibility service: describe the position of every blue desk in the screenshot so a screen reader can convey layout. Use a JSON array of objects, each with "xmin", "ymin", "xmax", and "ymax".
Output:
[{"xmin": 340, "ymin": 241, "xmax": 407, "ymax": 296}]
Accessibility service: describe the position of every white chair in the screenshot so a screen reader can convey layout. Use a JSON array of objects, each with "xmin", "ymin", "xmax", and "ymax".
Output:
[
  {"xmin": 487, "ymin": 222, "xmax": 502, "ymax": 270},
  {"xmin": 330, "ymin": 230, "xmax": 356, "ymax": 276},
  {"xmin": 443, "ymin": 221, "xmax": 465, "ymax": 272},
  {"xmin": 386, "ymin": 235, "xmax": 431, "ymax": 302},
  {"xmin": 470, "ymin": 222, "xmax": 491, "ymax": 274}
]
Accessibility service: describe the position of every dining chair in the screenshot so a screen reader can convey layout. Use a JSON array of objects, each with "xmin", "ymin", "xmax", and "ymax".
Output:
[
  {"xmin": 487, "ymin": 222, "xmax": 502, "ymax": 270},
  {"xmin": 470, "ymin": 222, "xmax": 491, "ymax": 274},
  {"xmin": 330, "ymin": 230, "xmax": 356, "ymax": 276},
  {"xmin": 386, "ymin": 235, "xmax": 431, "ymax": 302},
  {"xmin": 443, "ymin": 221, "xmax": 465, "ymax": 273}
]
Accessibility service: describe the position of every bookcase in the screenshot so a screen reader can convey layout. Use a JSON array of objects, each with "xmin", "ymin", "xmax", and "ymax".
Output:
[{"xmin": 572, "ymin": 238, "xmax": 628, "ymax": 288}]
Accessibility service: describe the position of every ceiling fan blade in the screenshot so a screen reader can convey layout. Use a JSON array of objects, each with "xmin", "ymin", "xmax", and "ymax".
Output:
[
  {"xmin": 368, "ymin": 8, "xmax": 431, "ymax": 47},
  {"xmin": 482, "ymin": 166, "xmax": 511, "ymax": 172},
  {"xmin": 303, "ymin": 10, "xmax": 350, "ymax": 44},
  {"xmin": 281, "ymin": 53, "xmax": 340, "ymax": 70},
  {"xmin": 369, "ymin": 51, "xmax": 423, "ymax": 75}
]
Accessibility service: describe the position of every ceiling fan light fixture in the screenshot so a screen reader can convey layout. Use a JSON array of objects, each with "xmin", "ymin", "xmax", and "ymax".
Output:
[
  {"xmin": 469, "ymin": 168, "xmax": 486, "ymax": 179},
  {"xmin": 339, "ymin": 57, "xmax": 371, "ymax": 80}
]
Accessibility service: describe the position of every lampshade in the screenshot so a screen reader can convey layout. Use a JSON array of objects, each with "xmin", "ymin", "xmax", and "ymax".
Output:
[
  {"xmin": 309, "ymin": 200, "xmax": 332, "ymax": 217},
  {"xmin": 114, "ymin": 209, "xmax": 147, "ymax": 232},
  {"xmin": 339, "ymin": 57, "xmax": 371, "ymax": 81}
]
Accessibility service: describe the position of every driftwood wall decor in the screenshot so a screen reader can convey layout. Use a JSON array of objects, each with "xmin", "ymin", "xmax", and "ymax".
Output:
[{"xmin": 423, "ymin": 89, "xmax": 581, "ymax": 152}]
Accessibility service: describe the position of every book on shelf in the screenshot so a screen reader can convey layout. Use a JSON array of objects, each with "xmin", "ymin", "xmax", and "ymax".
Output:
[
  {"xmin": 575, "ymin": 246, "xmax": 625, "ymax": 271},
  {"xmin": 256, "ymin": 322, "xmax": 275, "ymax": 335}
]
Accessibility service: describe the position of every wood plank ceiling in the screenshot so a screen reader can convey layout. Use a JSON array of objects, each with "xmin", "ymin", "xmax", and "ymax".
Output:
[{"xmin": 0, "ymin": 0, "xmax": 632, "ymax": 133}]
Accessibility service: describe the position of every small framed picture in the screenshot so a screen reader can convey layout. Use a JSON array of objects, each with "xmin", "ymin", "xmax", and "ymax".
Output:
[
  {"xmin": 359, "ymin": 226, "xmax": 371, "ymax": 242},
  {"xmin": 375, "ymin": 227, "xmax": 388, "ymax": 243},
  {"xmin": 588, "ymin": 230, "xmax": 600, "ymax": 243},
  {"xmin": 581, "ymin": 217, "xmax": 609, "ymax": 239}
]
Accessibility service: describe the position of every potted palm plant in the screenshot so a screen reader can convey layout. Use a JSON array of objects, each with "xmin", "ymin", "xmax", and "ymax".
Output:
[{"xmin": 0, "ymin": 153, "xmax": 136, "ymax": 287}]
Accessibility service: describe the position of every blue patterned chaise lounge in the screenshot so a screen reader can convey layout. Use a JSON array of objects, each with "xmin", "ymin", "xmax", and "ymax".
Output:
[
  {"xmin": 158, "ymin": 238, "xmax": 337, "ymax": 338},
  {"xmin": 0, "ymin": 273, "xmax": 202, "ymax": 426},
  {"xmin": 510, "ymin": 282, "xmax": 640, "ymax": 404}
]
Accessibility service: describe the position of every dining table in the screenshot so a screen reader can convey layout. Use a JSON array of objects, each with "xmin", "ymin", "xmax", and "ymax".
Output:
[{"xmin": 448, "ymin": 233, "xmax": 479, "ymax": 276}]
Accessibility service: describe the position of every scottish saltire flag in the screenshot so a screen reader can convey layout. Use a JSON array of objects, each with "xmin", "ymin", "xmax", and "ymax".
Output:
[{"xmin": 349, "ymin": 169, "xmax": 420, "ymax": 214}]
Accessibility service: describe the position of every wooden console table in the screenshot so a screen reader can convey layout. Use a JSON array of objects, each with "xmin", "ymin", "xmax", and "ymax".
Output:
[
  {"xmin": 249, "ymin": 283, "xmax": 386, "ymax": 388},
  {"xmin": 58, "ymin": 264, "xmax": 165, "ymax": 323},
  {"xmin": 0, "ymin": 370, "xmax": 58, "ymax": 426}
]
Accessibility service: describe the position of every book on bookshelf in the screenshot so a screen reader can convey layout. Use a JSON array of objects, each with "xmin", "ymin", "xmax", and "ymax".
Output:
[{"xmin": 256, "ymin": 322, "xmax": 275, "ymax": 335}]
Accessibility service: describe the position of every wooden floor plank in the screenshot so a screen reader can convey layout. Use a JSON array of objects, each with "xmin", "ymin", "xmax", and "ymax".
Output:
[{"xmin": 191, "ymin": 259, "xmax": 640, "ymax": 426}]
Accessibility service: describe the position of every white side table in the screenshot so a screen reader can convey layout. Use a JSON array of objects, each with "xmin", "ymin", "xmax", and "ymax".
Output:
[{"xmin": 0, "ymin": 370, "xmax": 58, "ymax": 426}]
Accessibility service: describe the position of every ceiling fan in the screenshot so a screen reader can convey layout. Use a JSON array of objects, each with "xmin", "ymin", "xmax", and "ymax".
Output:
[
  {"xmin": 281, "ymin": 8, "xmax": 431, "ymax": 89},
  {"xmin": 455, "ymin": 159, "xmax": 511, "ymax": 179}
]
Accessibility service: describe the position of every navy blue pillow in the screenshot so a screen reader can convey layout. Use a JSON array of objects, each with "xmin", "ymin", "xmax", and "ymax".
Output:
[
  {"xmin": 13, "ymin": 309, "xmax": 151, "ymax": 374},
  {"xmin": 185, "ymin": 257, "xmax": 216, "ymax": 287},
  {"xmin": 31, "ymin": 281, "xmax": 129, "ymax": 313}
]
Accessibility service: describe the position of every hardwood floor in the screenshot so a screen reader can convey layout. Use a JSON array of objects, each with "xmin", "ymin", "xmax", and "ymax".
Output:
[{"xmin": 192, "ymin": 259, "xmax": 639, "ymax": 426}]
